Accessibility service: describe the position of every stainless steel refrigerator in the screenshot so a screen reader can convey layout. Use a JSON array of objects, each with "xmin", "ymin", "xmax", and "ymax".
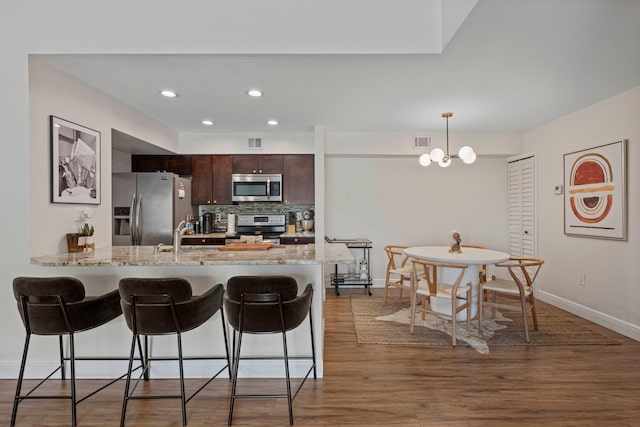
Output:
[{"xmin": 112, "ymin": 172, "xmax": 192, "ymax": 245}]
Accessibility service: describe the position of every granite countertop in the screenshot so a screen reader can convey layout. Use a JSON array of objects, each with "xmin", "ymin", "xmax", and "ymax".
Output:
[{"xmin": 31, "ymin": 242, "xmax": 353, "ymax": 267}]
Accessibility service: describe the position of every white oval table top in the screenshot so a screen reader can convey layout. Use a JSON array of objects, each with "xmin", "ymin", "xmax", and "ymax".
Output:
[{"xmin": 404, "ymin": 246, "xmax": 510, "ymax": 265}]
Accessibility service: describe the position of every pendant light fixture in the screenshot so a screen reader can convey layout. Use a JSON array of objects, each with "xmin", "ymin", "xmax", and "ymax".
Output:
[{"xmin": 419, "ymin": 112, "xmax": 476, "ymax": 167}]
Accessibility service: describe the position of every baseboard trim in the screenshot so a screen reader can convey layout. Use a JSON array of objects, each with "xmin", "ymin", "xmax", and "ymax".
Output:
[{"xmin": 538, "ymin": 290, "xmax": 640, "ymax": 342}]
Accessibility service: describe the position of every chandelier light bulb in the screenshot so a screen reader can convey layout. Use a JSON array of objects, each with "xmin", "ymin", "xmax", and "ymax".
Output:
[
  {"xmin": 430, "ymin": 148, "xmax": 445, "ymax": 162},
  {"xmin": 438, "ymin": 155, "xmax": 452, "ymax": 167},
  {"xmin": 462, "ymin": 151, "xmax": 477, "ymax": 164},
  {"xmin": 458, "ymin": 146, "xmax": 474, "ymax": 160},
  {"xmin": 418, "ymin": 153, "xmax": 432, "ymax": 166}
]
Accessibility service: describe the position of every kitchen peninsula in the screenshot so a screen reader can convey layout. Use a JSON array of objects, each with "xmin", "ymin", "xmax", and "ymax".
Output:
[{"xmin": 30, "ymin": 242, "xmax": 354, "ymax": 379}]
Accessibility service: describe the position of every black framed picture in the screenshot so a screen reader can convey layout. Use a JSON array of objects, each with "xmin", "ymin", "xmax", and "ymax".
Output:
[{"xmin": 50, "ymin": 116, "xmax": 101, "ymax": 205}]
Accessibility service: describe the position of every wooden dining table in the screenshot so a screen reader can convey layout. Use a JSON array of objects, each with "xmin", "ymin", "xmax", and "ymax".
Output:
[{"xmin": 403, "ymin": 246, "xmax": 510, "ymax": 320}]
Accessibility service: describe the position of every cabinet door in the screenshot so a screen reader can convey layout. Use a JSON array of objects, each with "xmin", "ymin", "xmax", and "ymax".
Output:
[
  {"xmin": 283, "ymin": 155, "xmax": 314, "ymax": 204},
  {"xmin": 211, "ymin": 155, "xmax": 232, "ymax": 204},
  {"xmin": 131, "ymin": 155, "xmax": 192, "ymax": 175},
  {"xmin": 131, "ymin": 155, "xmax": 166, "ymax": 172},
  {"xmin": 191, "ymin": 156, "xmax": 213, "ymax": 205},
  {"xmin": 166, "ymin": 155, "xmax": 192, "ymax": 175},
  {"xmin": 258, "ymin": 155, "xmax": 283, "ymax": 173},
  {"xmin": 232, "ymin": 155, "xmax": 283, "ymax": 174}
]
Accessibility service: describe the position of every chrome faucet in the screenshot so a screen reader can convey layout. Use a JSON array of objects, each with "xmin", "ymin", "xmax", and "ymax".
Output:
[{"xmin": 173, "ymin": 220, "xmax": 187, "ymax": 254}]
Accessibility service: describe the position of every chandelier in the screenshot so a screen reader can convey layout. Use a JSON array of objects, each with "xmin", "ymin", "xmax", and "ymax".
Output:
[{"xmin": 419, "ymin": 112, "xmax": 476, "ymax": 167}]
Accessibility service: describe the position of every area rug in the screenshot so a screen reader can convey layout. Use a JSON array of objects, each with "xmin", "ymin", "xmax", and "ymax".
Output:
[{"xmin": 351, "ymin": 296, "xmax": 621, "ymax": 354}]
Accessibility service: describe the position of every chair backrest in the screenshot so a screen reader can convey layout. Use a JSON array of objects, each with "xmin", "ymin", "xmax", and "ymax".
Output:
[
  {"xmin": 119, "ymin": 277, "xmax": 200, "ymax": 335},
  {"xmin": 384, "ymin": 245, "xmax": 409, "ymax": 271},
  {"xmin": 496, "ymin": 257, "xmax": 544, "ymax": 289},
  {"xmin": 411, "ymin": 259, "xmax": 468, "ymax": 295},
  {"xmin": 225, "ymin": 276, "xmax": 312, "ymax": 334},
  {"xmin": 12, "ymin": 277, "xmax": 86, "ymax": 335}
]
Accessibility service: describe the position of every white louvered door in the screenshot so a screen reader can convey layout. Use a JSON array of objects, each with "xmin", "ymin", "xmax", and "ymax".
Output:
[{"xmin": 507, "ymin": 155, "xmax": 536, "ymax": 257}]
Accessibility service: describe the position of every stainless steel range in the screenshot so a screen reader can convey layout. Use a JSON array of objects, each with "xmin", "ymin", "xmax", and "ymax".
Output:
[{"xmin": 226, "ymin": 213, "xmax": 286, "ymax": 244}]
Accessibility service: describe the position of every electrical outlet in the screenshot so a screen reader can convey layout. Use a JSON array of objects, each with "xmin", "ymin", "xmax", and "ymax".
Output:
[
  {"xmin": 215, "ymin": 213, "xmax": 221, "ymax": 221},
  {"xmin": 578, "ymin": 273, "xmax": 586, "ymax": 287}
]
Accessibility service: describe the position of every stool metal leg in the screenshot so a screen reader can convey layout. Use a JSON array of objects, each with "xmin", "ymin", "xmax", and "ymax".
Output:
[{"xmin": 10, "ymin": 333, "xmax": 30, "ymax": 427}]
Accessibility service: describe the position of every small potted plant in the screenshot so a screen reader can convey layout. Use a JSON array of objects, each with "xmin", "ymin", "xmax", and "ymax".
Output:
[{"xmin": 81, "ymin": 222, "xmax": 95, "ymax": 251}]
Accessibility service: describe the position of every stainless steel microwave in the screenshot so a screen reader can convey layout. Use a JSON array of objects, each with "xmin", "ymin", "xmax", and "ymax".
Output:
[{"xmin": 232, "ymin": 173, "xmax": 282, "ymax": 202}]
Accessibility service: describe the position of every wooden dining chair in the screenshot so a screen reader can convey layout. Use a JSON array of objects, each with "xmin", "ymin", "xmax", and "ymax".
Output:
[
  {"xmin": 410, "ymin": 259, "xmax": 471, "ymax": 346},
  {"xmin": 383, "ymin": 245, "xmax": 413, "ymax": 304},
  {"xmin": 478, "ymin": 257, "xmax": 544, "ymax": 342}
]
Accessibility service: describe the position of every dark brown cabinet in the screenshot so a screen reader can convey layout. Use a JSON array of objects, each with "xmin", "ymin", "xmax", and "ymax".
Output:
[
  {"xmin": 181, "ymin": 236, "xmax": 225, "ymax": 245},
  {"xmin": 191, "ymin": 155, "xmax": 232, "ymax": 205},
  {"xmin": 283, "ymin": 155, "xmax": 314, "ymax": 204},
  {"xmin": 232, "ymin": 155, "xmax": 283, "ymax": 174},
  {"xmin": 131, "ymin": 155, "xmax": 192, "ymax": 175},
  {"xmin": 280, "ymin": 235, "xmax": 315, "ymax": 245}
]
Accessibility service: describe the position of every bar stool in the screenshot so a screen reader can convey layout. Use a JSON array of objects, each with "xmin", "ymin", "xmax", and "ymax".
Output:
[
  {"xmin": 11, "ymin": 276, "xmax": 124, "ymax": 426},
  {"xmin": 118, "ymin": 278, "xmax": 230, "ymax": 426},
  {"xmin": 225, "ymin": 275, "xmax": 316, "ymax": 426}
]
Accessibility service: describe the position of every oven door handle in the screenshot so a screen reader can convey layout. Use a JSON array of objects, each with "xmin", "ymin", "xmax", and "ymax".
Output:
[{"xmin": 266, "ymin": 177, "xmax": 271, "ymax": 200}]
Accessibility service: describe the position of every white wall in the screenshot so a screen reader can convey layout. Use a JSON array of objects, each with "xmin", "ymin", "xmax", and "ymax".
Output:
[
  {"xmin": 524, "ymin": 86, "xmax": 640, "ymax": 338},
  {"xmin": 325, "ymin": 155, "xmax": 510, "ymax": 284},
  {"xmin": 29, "ymin": 58, "xmax": 178, "ymax": 256}
]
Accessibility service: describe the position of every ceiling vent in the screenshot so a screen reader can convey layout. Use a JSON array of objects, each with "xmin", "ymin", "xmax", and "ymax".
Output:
[
  {"xmin": 413, "ymin": 136, "xmax": 431, "ymax": 149},
  {"xmin": 247, "ymin": 137, "xmax": 263, "ymax": 149}
]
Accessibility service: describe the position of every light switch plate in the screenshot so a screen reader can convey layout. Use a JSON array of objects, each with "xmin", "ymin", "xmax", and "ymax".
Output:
[{"xmin": 554, "ymin": 185, "xmax": 563, "ymax": 195}]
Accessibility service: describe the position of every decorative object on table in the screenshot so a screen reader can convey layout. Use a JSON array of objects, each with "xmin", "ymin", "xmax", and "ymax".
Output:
[
  {"xmin": 50, "ymin": 116, "xmax": 101, "ymax": 205},
  {"xmin": 563, "ymin": 139, "xmax": 627, "ymax": 240},
  {"xmin": 449, "ymin": 230, "xmax": 462, "ymax": 253},
  {"xmin": 80, "ymin": 222, "xmax": 95, "ymax": 251},
  {"xmin": 418, "ymin": 112, "xmax": 476, "ymax": 167},
  {"xmin": 65, "ymin": 233, "xmax": 84, "ymax": 253}
]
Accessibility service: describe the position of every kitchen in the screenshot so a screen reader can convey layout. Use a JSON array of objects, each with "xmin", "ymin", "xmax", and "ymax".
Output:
[{"xmin": 113, "ymin": 153, "xmax": 317, "ymax": 248}]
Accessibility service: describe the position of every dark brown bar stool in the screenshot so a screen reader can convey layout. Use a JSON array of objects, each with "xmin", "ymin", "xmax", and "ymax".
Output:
[
  {"xmin": 225, "ymin": 275, "xmax": 316, "ymax": 426},
  {"xmin": 118, "ymin": 278, "xmax": 230, "ymax": 426},
  {"xmin": 11, "ymin": 276, "xmax": 124, "ymax": 426}
]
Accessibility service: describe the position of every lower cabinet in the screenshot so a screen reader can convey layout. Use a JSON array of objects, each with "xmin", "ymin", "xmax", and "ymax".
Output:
[
  {"xmin": 181, "ymin": 237, "xmax": 225, "ymax": 245},
  {"xmin": 280, "ymin": 235, "xmax": 315, "ymax": 245}
]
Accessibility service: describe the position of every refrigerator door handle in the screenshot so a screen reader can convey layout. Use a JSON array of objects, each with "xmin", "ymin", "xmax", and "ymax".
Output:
[
  {"xmin": 135, "ymin": 193, "xmax": 142, "ymax": 245},
  {"xmin": 129, "ymin": 194, "xmax": 137, "ymax": 245}
]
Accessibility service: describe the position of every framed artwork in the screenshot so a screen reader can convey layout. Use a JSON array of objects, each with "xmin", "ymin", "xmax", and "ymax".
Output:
[
  {"xmin": 563, "ymin": 139, "xmax": 627, "ymax": 240},
  {"xmin": 50, "ymin": 116, "xmax": 101, "ymax": 204}
]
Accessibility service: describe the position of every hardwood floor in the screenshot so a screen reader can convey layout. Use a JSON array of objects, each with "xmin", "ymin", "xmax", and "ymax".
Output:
[{"xmin": 2, "ymin": 288, "xmax": 639, "ymax": 426}]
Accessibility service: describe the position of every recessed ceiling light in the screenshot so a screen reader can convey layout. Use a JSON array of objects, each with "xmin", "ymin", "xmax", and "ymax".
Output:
[
  {"xmin": 202, "ymin": 120, "xmax": 214, "ymax": 126},
  {"xmin": 247, "ymin": 89, "xmax": 263, "ymax": 97},
  {"xmin": 267, "ymin": 120, "xmax": 279, "ymax": 126},
  {"xmin": 160, "ymin": 90, "xmax": 178, "ymax": 98}
]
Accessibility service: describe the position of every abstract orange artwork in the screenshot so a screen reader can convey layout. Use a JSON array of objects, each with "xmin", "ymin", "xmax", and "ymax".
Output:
[{"xmin": 564, "ymin": 140, "xmax": 626, "ymax": 240}]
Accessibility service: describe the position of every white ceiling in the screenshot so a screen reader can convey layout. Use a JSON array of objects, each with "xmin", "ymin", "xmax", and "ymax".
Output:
[{"xmin": 39, "ymin": 0, "xmax": 640, "ymax": 139}]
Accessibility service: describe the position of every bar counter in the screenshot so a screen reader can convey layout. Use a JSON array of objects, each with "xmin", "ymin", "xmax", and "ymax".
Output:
[
  {"xmin": 29, "ymin": 243, "xmax": 355, "ymax": 379},
  {"xmin": 31, "ymin": 242, "xmax": 353, "ymax": 267}
]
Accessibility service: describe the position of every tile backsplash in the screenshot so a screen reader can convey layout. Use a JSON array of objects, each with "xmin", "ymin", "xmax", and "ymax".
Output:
[{"xmin": 199, "ymin": 203, "xmax": 314, "ymax": 220}]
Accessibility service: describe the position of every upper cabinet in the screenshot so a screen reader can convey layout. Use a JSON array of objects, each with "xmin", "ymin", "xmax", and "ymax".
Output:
[
  {"xmin": 131, "ymin": 155, "xmax": 192, "ymax": 175},
  {"xmin": 232, "ymin": 155, "xmax": 283, "ymax": 174},
  {"xmin": 191, "ymin": 155, "xmax": 232, "ymax": 205},
  {"xmin": 283, "ymin": 155, "xmax": 314, "ymax": 204}
]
